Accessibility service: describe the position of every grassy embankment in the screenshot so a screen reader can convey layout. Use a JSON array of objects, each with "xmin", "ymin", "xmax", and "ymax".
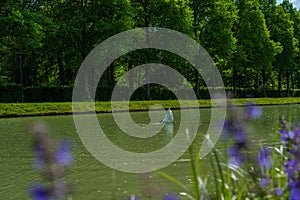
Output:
[{"xmin": 1, "ymin": 97, "xmax": 300, "ymax": 117}]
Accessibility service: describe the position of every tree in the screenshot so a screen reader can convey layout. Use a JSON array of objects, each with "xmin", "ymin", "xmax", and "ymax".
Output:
[
  {"xmin": 233, "ymin": 0, "xmax": 279, "ymax": 96},
  {"xmin": 189, "ymin": 0, "xmax": 238, "ymax": 96},
  {"xmin": 0, "ymin": 0, "xmax": 45, "ymax": 86},
  {"xmin": 58, "ymin": 0, "xmax": 133, "ymax": 89},
  {"xmin": 281, "ymin": 0, "xmax": 300, "ymax": 92},
  {"xmin": 130, "ymin": 0, "xmax": 193, "ymax": 99},
  {"xmin": 268, "ymin": 3, "xmax": 299, "ymax": 95},
  {"xmin": 290, "ymin": 9, "xmax": 300, "ymax": 89}
]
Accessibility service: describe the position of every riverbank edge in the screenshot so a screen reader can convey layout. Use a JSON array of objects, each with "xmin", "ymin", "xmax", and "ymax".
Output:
[{"xmin": 1, "ymin": 97, "xmax": 300, "ymax": 118}]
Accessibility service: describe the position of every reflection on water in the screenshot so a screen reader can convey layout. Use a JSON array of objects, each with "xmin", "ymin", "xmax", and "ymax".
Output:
[{"xmin": 163, "ymin": 123, "xmax": 174, "ymax": 143}]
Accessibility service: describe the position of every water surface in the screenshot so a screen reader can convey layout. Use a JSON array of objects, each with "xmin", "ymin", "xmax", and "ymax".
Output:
[{"xmin": 0, "ymin": 104, "xmax": 299, "ymax": 199}]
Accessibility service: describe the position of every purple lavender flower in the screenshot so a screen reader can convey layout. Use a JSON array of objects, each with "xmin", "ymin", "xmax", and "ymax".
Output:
[
  {"xmin": 294, "ymin": 144, "xmax": 299, "ymax": 153},
  {"xmin": 244, "ymin": 102, "xmax": 262, "ymax": 119},
  {"xmin": 259, "ymin": 178, "xmax": 269, "ymax": 188},
  {"xmin": 279, "ymin": 129, "xmax": 288, "ymax": 141},
  {"xmin": 275, "ymin": 188, "xmax": 283, "ymax": 196},
  {"xmin": 223, "ymin": 105, "xmax": 248, "ymax": 167},
  {"xmin": 295, "ymin": 129, "xmax": 300, "ymax": 143},
  {"xmin": 289, "ymin": 131, "xmax": 296, "ymax": 140},
  {"xmin": 290, "ymin": 186, "xmax": 300, "ymax": 200},
  {"xmin": 289, "ymin": 180, "xmax": 297, "ymax": 188},
  {"xmin": 29, "ymin": 183, "xmax": 49, "ymax": 200},
  {"xmin": 33, "ymin": 146, "xmax": 47, "ymax": 171},
  {"xmin": 222, "ymin": 120, "xmax": 247, "ymax": 144},
  {"xmin": 258, "ymin": 148, "xmax": 272, "ymax": 170},
  {"xmin": 29, "ymin": 122, "xmax": 73, "ymax": 200},
  {"xmin": 280, "ymin": 119, "xmax": 300, "ymax": 200},
  {"xmin": 234, "ymin": 127, "xmax": 247, "ymax": 144},
  {"xmin": 55, "ymin": 140, "xmax": 73, "ymax": 167},
  {"xmin": 221, "ymin": 120, "xmax": 233, "ymax": 140},
  {"xmin": 228, "ymin": 146, "xmax": 244, "ymax": 166},
  {"xmin": 163, "ymin": 193, "xmax": 179, "ymax": 200},
  {"xmin": 284, "ymin": 159, "xmax": 296, "ymax": 178}
]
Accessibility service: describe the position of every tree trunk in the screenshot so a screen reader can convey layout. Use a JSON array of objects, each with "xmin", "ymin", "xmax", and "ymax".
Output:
[
  {"xmin": 80, "ymin": 0, "xmax": 90, "ymax": 100},
  {"xmin": 143, "ymin": 0, "xmax": 150, "ymax": 99},
  {"xmin": 195, "ymin": 69, "xmax": 199, "ymax": 98},
  {"xmin": 278, "ymin": 69, "xmax": 282, "ymax": 97},
  {"xmin": 57, "ymin": 54, "xmax": 65, "ymax": 85},
  {"xmin": 286, "ymin": 71, "xmax": 290, "ymax": 96},
  {"xmin": 233, "ymin": 67, "xmax": 237, "ymax": 97},
  {"xmin": 291, "ymin": 72, "xmax": 295, "ymax": 97},
  {"xmin": 262, "ymin": 68, "xmax": 266, "ymax": 97},
  {"xmin": 19, "ymin": 53, "xmax": 25, "ymax": 85},
  {"xmin": 291, "ymin": 72, "xmax": 295, "ymax": 90},
  {"xmin": 128, "ymin": 60, "xmax": 134, "ymax": 89},
  {"xmin": 193, "ymin": 7, "xmax": 199, "ymax": 99},
  {"xmin": 145, "ymin": 28, "xmax": 150, "ymax": 99},
  {"xmin": 109, "ymin": 63, "xmax": 115, "ymax": 85}
]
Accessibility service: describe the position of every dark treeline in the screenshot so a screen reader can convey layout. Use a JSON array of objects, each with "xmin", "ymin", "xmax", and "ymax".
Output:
[{"xmin": 0, "ymin": 0, "xmax": 299, "ymax": 99}]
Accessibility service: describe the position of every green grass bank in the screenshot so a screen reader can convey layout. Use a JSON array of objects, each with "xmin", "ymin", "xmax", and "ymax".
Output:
[{"xmin": 1, "ymin": 97, "xmax": 300, "ymax": 118}]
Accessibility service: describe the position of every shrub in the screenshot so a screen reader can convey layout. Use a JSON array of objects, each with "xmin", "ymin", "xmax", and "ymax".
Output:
[
  {"xmin": 0, "ymin": 84, "xmax": 23, "ymax": 102},
  {"xmin": 24, "ymin": 86, "xmax": 72, "ymax": 102},
  {"xmin": 0, "ymin": 84, "xmax": 300, "ymax": 103}
]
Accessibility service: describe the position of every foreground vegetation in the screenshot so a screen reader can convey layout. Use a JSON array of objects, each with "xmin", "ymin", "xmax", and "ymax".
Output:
[
  {"xmin": 1, "ymin": 97, "xmax": 300, "ymax": 117},
  {"xmin": 158, "ymin": 102, "xmax": 299, "ymax": 200}
]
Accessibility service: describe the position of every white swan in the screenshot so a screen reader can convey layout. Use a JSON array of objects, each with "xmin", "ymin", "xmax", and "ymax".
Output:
[{"xmin": 161, "ymin": 108, "xmax": 174, "ymax": 124}]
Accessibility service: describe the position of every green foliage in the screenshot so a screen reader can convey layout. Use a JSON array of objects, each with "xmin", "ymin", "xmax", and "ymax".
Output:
[
  {"xmin": 191, "ymin": 0, "xmax": 238, "ymax": 66},
  {"xmin": 265, "ymin": 1, "xmax": 299, "ymax": 93},
  {"xmin": 0, "ymin": 0, "xmax": 300, "ymax": 97},
  {"xmin": 233, "ymin": 0, "xmax": 279, "ymax": 94},
  {"xmin": 189, "ymin": 0, "xmax": 238, "ymax": 95}
]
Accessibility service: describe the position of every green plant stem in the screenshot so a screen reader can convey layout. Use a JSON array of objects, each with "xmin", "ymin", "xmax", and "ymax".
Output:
[{"xmin": 189, "ymin": 144, "xmax": 199, "ymax": 200}]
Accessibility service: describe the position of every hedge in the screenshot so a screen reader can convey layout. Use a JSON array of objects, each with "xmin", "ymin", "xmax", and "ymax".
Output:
[
  {"xmin": 0, "ymin": 84, "xmax": 23, "ymax": 102},
  {"xmin": 23, "ymin": 86, "xmax": 73, "ymax": 102},
  {"xmin": 0, "ymin": 84, "xmax": 299, "ymax": 103}
]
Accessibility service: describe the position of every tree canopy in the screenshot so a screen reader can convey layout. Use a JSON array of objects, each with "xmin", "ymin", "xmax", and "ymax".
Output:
[{"xmin": 0, "ymin": 0, "xmax": 300, "ymax": 97}]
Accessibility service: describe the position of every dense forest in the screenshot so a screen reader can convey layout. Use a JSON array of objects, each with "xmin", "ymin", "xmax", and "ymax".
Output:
[{"xmin": 0, "ymin": 0, "xmax": 299, "ymax": 101}]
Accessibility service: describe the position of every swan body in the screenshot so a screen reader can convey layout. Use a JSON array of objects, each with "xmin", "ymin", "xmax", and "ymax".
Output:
[{"xmin": 161, "ymin": 108, "xmax": 174, "ymax": 124}]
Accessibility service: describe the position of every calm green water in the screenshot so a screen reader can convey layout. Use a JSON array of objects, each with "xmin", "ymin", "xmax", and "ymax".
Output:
[{"xmin": 1, "ymin": 105, "xmax": 300, "ymax": 199}]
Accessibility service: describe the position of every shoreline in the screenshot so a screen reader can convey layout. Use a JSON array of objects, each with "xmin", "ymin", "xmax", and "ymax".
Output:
[{"xmin": 1, "ymin": 98, "xmax": 300, "ymax": 118}]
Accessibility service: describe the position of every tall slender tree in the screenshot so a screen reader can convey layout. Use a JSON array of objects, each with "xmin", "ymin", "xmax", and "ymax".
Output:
[
  {"xmin": 130, "ymin": 0, "xmax": 193, "ymax": 99},
  {"xmin": 0, "ymin": 0, "xmax": 45, "ymax": 86},
  {"xmin": 189, "ymin": 0, "xmax": 238, "ymax": 96},
  {"xmin": 233, "ymin": 0, "xmax": 279, "ymax": 96},
  {"xmin": 268, "ymin": 3, "xmax": 299, "ymax": 95},
  {"xmin": 281, "ymin": 0, "xmax": 300, "ymax": 92}
]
